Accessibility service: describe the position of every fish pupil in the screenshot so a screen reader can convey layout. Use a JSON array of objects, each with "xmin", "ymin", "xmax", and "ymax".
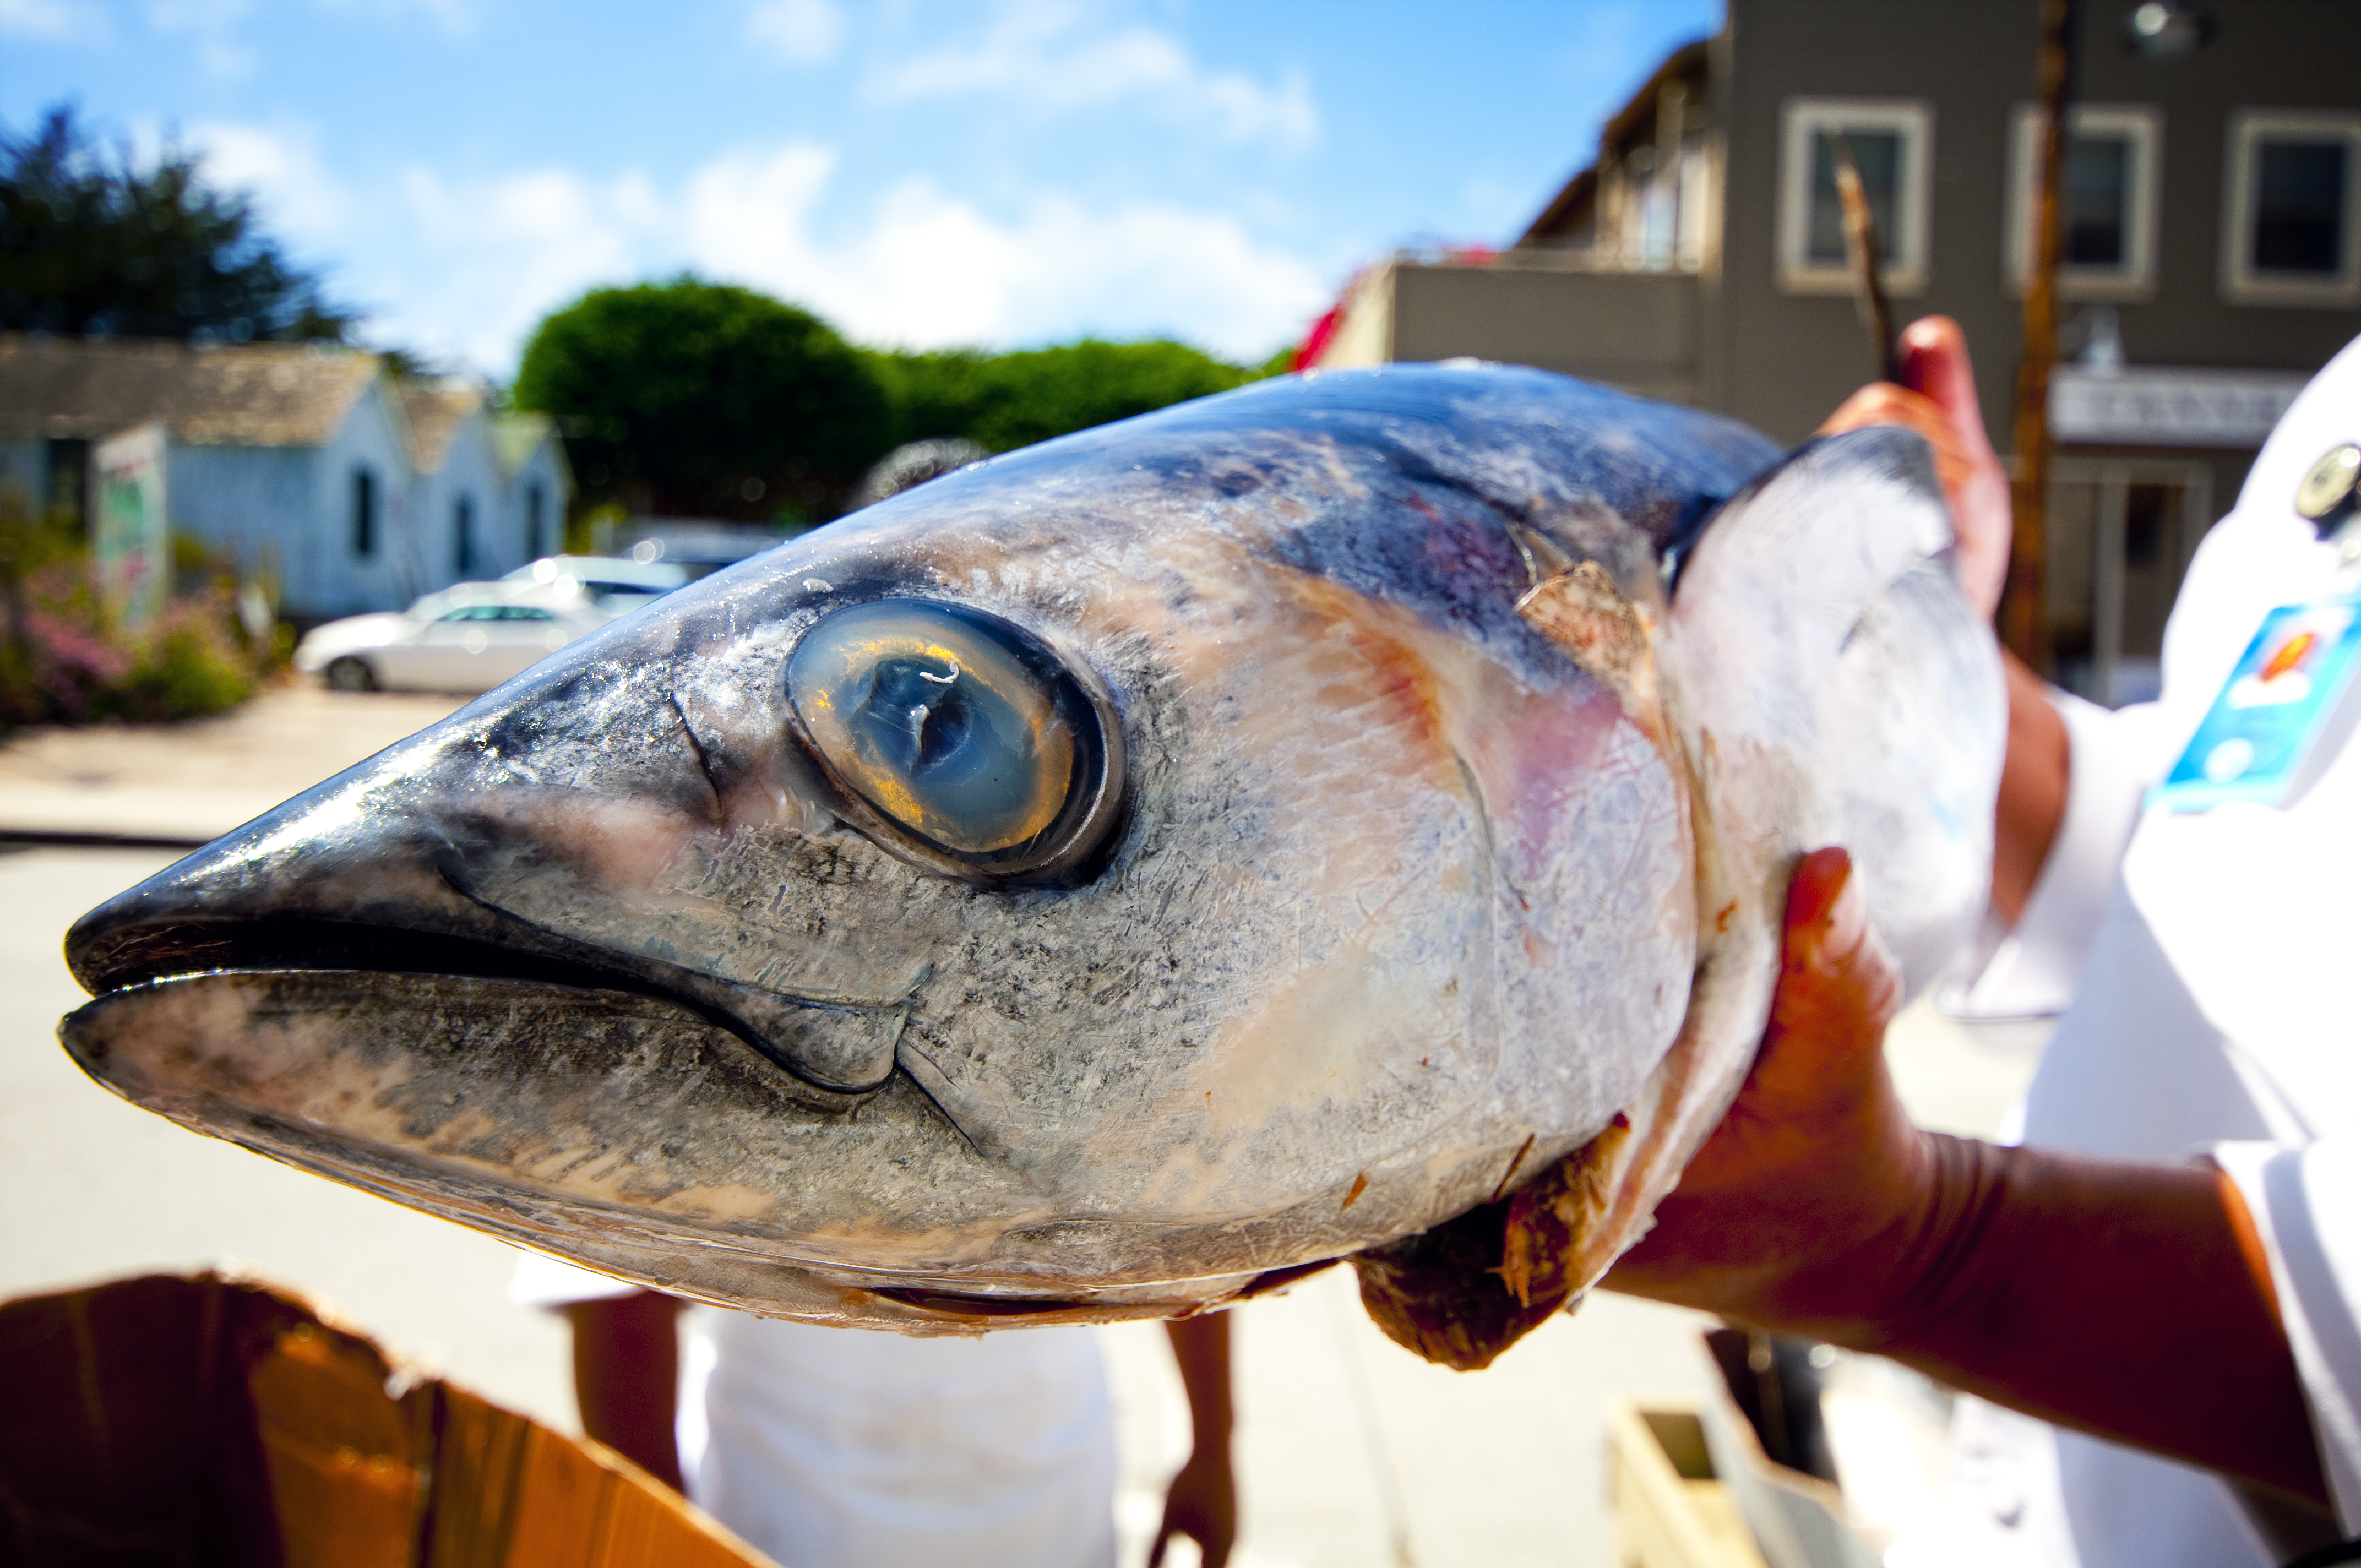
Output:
[{"xmin": 862, "ymin": 657, "xmax": 975, "ymax": 775}]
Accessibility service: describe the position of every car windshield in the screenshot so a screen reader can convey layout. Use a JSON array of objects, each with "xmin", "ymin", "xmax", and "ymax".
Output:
[
  {"xmin": 584, "ymin": 582, "xmax": 670, "ymax": 608},
  {"xmin": 438, "ymin": 604, "xmax": 556, "ymax": 622}
]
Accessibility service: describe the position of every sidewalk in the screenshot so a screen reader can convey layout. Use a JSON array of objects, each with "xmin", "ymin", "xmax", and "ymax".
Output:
[{"xmin": 0, "ymin": 683, "xmax": 466, "ymax": 843}]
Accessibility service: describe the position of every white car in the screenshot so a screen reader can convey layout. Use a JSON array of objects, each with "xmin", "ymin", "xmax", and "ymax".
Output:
[
  {"xmin": 295, "ymin": 581, "xmax": 614, "ymax": 694},
  {"xmin": 504, "ymin": 554, "xmax": 691, "ymax": 608}
]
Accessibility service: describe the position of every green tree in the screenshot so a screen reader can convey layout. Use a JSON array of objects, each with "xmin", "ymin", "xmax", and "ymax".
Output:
[
  {"xmin": 871, "ymin": 339, "xmax": 1269, "ymax": 454},
  {"xmin": 0, "ymin": 106, "xmax": 353, "ymax": 342},
  {"xmin": 513, "ymin": 278, "xmax": 893, "ymax": 522}
]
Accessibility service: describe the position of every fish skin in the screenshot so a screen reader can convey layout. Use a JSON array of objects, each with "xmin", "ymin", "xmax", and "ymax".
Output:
[{"xmin": 56, "ymin": 364, "xmax": 2000, "ymax": 1347}]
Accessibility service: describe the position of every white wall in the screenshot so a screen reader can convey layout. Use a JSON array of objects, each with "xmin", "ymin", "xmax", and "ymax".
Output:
[
  {"xmin": 502, "ymin": 438, "xmax": 569, "ymax": 568},
  {"xmin": 165, "ymin": 441, "xmax": 314, "ymax": 601},
  {"xmin": 412, "ymin": 410, "xmax": 509, "ymax": 591},
  {"xmin": 303, "ymin": 377, "xmax": 417, "ymax": 619}
]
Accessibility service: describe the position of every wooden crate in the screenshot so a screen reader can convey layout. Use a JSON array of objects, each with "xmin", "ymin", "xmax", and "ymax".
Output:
[
  {"xmin": 1608, "ymin": 1398, "xmax": 1772, "ymax": 1568},
  {"xmin": 0, "ymin": 1271, "xmax": 774, "ymax": 1567}
]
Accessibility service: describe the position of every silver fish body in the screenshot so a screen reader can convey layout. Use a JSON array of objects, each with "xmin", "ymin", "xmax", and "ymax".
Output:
[{"xmin": 59, "ymin": 366, "xmax": 2003, "ymax": 1338}]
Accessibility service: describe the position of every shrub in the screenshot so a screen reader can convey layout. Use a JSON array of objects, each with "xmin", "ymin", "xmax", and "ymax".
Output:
[
  {"xmin": 869, "ymin": 338, "xmax": 1269, "ymax": 454},
  {"xmin": 0, "ymin": 559, "xmax": 263, "ymax": 730}
]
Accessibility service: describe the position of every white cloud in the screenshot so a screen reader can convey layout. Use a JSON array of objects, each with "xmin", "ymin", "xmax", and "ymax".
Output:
[
  {"xmin": 168, "ymin": 122, "xmax": 1329, "ymax": 373},
  {"xmin": 0, "ymin": 0, "xmax": 112, "ymax": 41},
  {"xmin": 672, "ymin": 143, "xmax": 1328, "ymax": 358},
  {"xmin": 186, "ymin": 120, "xmax": 347, "ymax": 241},
  {"xmin": 313, "ymin": 0, "xmax": 483, "ymax": 37},
  {"xmin": 146, "ymin": 0, "xmax": 257, "ymax": 79},
  {"xmin": 869, "ymin": 0, "xmax": 1317, "ymax": 151},
  {"xmin": 746, "ymin": 0, "xmax": 842, "ymax": 66}
]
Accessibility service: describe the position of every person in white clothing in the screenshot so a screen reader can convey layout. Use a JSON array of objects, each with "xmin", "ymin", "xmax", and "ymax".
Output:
[
  {"xmin": 1599, "ymin": 319, "xmax": 2361, "ymax": 1563},
  {"xmin": 513, "ymin": 1254, "xmax": 1235, "ymax": 1568}
]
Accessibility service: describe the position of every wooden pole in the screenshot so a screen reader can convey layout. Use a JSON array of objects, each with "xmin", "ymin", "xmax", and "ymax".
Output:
[{"xmin": 2004, "ymin": 0, "xmax": 2078, "ymax": 671}]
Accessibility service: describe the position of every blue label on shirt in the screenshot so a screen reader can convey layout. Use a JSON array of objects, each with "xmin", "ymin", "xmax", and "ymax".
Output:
[{"xmin": 2157, "ymin": 595, "xmax": 2361, "ymax": 810}]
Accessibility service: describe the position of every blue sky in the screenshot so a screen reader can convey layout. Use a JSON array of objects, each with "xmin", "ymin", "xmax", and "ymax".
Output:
[{"xmin": 1, "ymin": 0, "xmax": 1720, "ymax": 374}]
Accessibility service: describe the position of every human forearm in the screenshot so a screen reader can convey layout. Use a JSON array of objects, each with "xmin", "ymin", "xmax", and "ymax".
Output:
[
  {"xmin": 1155, "ymin": 1313, "xmax": 1237, "ymax": 1568},
  {"xmin": 566, "ymin": 1292, "xmax": 685, "ymax": 1491},
  {"xmin": 1992, "ymin": 648, "xmax": 2070, "ymax": 923},
  {"xmin": 1166, "ymin": 1313, "xmax": 1234, "ymax": 1451},
  {"xmin": 1738, "ymin": 1136, "xmax": 2324, "ymax": 1507}
]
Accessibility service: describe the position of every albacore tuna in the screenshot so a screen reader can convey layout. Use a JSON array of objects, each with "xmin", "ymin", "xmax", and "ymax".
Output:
[{"xmin": 59, "ymin": 365, "xmax": 2003, "ymax": 1368}]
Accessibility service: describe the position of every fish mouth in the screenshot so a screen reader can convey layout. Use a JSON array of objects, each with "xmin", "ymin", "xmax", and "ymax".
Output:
[
  {"xmin": 68, "ymin": 903, "xmax": 916, "ymax": 1102},
  {"xmin": 57, "ymin": 962, "xmax": 1237, "ymax": 1329}
]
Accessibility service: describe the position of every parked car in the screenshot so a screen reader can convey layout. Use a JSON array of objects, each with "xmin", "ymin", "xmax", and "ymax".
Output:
[
  {"xmin": 504, "ymin": 554, "xmax": 690, "ymax": 607},
  {"xmin": 295, "ymin": 580, "xmax": 614, "ymax": 694}
]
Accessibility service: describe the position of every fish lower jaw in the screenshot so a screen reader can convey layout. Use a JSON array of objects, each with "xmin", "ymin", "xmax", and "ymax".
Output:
[{"xmin": 67, "ymin": 910, "xmax": 911, "ymax": 1098}]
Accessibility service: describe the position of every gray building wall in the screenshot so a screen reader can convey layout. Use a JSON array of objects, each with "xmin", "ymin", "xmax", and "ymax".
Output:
[
  {"xmin": 1388, "ymin": 264, "xmax": 1702, "ymax": 402},
  {"xmin": 1709, "ymin": 0, "xmax": 2359, "ymax": 456}
]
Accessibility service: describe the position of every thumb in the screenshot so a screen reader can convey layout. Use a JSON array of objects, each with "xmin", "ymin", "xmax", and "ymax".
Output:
[
  {"xmin": 1895, "ymin": 315, "xmax": 2011, "ymax": 618},
  {"xmin": 1894, "ymin": 316, "xmax": 1994, "ymax": 461},
  {"xmin": 1767, "ymin": 847, "xmax": 1902, "ymax": 1079},
  {"xmin": 1784, "ymin": 845, "xmax": 1867, "ymax": 973}
]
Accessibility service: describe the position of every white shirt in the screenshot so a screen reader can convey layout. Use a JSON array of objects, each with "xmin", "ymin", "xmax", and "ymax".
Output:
[
  {"xmin": 510, "ymin": 1252, "xmax": 1116, "ymax": 1568},
  {"xmin": 1912, "ymin": 335, "xmax": 2361, "ymax": 1567}
]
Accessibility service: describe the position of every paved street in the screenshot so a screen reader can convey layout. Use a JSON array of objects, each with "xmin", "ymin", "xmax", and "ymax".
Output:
[
  {"xmin": 0, "ymin": 682, "xmax": 467, "ymax": 841},
  {"xmin": 1, "ymin": 685, "xmax": 2039, "ymax": 1567}
]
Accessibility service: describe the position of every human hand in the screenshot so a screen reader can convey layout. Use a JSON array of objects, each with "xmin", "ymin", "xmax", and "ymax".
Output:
[
  {"xmin": 1820, "ymin": 316, "xmax": 2011, "ymax": 622},
  {"xmin": 1602, "ymin": 847, "xmax": 1933, "ymax": 1339},
  {"xmin": 1603, "ymin": 851, "xmax": 2330, "ymax": 1507},
  {"xmin": 1147, "ymin": 1445, "xmax": 1236, "ymax": 1568}
]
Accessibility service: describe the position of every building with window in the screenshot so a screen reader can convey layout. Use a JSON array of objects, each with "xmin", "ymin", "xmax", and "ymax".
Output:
[
  {"xmin": 1309, "ymin": 0, "xmax": 2358, "ymax": 705},
  {"xmin": 0, "ymin": 335, "xmax": 572, "ymax": 624},
  {"xmin": 398, "ymin": 378, "xmax": 570, "ymax": 595}
]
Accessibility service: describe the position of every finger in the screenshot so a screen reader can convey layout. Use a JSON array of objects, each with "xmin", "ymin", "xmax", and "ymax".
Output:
[
  {"xmin": 1784, "ymin": 846, "xmax": 1865, "ymax": 973},
  {"xmin": 1767, "ymin": 848, "xmax": 1902, "ymax": 1080},
  {"xmin": 1895, "ymin": 315, "xmax": 2011, "ymax": 618},
  {"xmin": 1895, "ymin": 317, "xmax": 1994, "ymax": 459}
]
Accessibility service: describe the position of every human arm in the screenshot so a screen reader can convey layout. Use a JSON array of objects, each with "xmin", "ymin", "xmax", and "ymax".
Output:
[
  {"xmin": 565, "ymin": 1290, "xmax": 687, "ymax": 1491},
  {"xmin": 1151, "ymin": 1313, "xmax": 1237, "ymax": 1568},
  {"xmin": 1602, "ymin": 847, "xmax": 2330, "ymax": 1511}
]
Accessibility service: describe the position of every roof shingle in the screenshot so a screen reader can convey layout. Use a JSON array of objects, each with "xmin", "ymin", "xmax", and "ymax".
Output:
[{"xmin": 0, "ymin": 334, "xmax": 383, "ymax": 447}]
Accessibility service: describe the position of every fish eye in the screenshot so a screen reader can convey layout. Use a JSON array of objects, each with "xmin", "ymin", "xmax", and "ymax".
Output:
[{"xmin": 785, "ymin": 600, "xmax": 1122, "ymax": 878}]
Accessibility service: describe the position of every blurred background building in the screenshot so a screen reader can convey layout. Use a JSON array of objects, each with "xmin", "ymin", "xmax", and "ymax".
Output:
[
  {"xmin": 1308, "ymin": 0, "xmax": 2360, "ymax": 706},
  {"xmin": 0, "ymin": 335, "xmax": 570, "ymax": 624}
]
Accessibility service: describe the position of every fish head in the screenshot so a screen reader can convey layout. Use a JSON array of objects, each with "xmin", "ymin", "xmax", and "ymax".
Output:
[{"xmin": 61, "ymin": 366, "xmax": 1783, "ymax": 1328}]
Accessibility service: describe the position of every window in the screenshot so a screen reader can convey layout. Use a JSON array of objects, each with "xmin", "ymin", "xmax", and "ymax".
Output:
[
  {"xmin": 524, "ymin": 481, "xmax": 546, "ymax": 560},
  {"xmin": 351, "ymin": 467, "xmax": 376, "ymax": 558},
  {"xmin": 2006, "ymin": 105, "xmax": 2161, "ymax": 299},
  {"xmin": 438, "ymin": 605, "xmax": 555, "ymax": 623},
  {"xmin": 453, "ymin": 494, "xmax": 477, "ymax": 577},
  {"xmin": 1778, "ymin": 99, "xmax": 1933, "ymax": 295},
  {"xmin": 2223, "ymin": 111, "xmax": 2361, "ymax": 306}
]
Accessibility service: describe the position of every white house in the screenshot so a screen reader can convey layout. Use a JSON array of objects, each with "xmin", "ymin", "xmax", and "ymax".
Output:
[{"xmin": 0, "ymin": 335, "xmax": 573, "ymax": 623}]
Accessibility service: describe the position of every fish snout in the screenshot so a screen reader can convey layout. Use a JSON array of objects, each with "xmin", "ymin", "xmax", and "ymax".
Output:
[{"xmin": 62, "ymin": 659, "xmax": 918, "ymax": 1100}]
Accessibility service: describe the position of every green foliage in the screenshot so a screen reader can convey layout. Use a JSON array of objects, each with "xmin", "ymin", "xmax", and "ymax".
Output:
[
  {"xmin": 512, "ymin": 278, "xmax": 894, "ymax": 522},
  {"xmin": 870, "ymin": 339, "xmax": 1269, "ymax": 454},
  {"xmin": 0, "ymin": 492, "xmax": 266, "ymax": 730},
  {"xmin": 0, "ymin": 105, "xmax": 354, "ymax": 342}
]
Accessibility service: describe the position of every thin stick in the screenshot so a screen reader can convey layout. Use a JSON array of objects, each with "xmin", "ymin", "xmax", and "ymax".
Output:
[
  {"xmin": 1825, "ymin": 129, "xmax": 1898, "ymax": 384},
  {"xmin": 2004, "ymin": 0, "xmax": 2078, "ymax": 671}
]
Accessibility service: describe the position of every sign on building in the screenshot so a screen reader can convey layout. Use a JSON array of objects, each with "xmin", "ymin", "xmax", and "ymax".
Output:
[
  {"xmin": 94, "ymin": 422, "xmax": 168, "ymax": 628},
  {"xmin": 2050, "ymin": 366, "xmax": 2309, "ymax": 449}
]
